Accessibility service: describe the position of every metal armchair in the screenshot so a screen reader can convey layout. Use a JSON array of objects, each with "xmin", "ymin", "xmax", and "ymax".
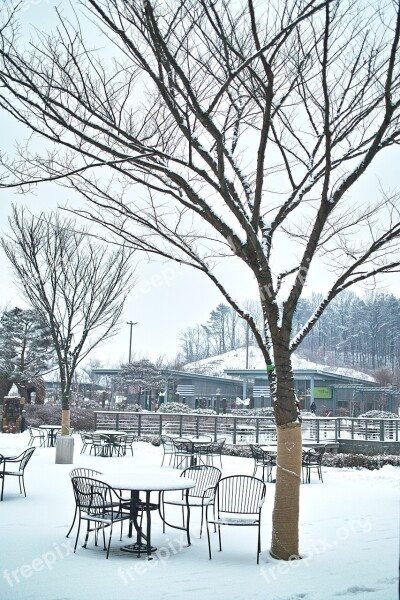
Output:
[
  {"xmin": 71, "ymin": 476, "xmax": 131, "ymax": 559},
  {"xmin": 205, "ymin": 474, "xmax": 266, "ymax": 563},
  {"xmin": 0, "ymin": 447, "xmax": 36, "ymax": 501},
  {"xmin": 28, "ymin": 426, "xmax": 47, "ymax": 447},
  {"xmin": 302, "ymin": 446, "xmax": 326, "ymax": 483},
  {"xmin": 160, "ymin": 465, "xmax": 222, "ymax": 543},
  {"xmin": 249, "ymin": 444, "xmax": 276, "ymax": 482}
]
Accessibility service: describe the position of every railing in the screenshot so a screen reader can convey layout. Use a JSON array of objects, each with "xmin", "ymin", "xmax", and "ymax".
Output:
[{"xmin": 93, "ymin": 412, "xmax": 400, "ymax": 444}]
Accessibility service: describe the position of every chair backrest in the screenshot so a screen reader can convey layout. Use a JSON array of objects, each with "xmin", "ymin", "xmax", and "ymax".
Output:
[
  {"xmin": 15, "ymin": 447, "xmax": 36, "ymax": 471},
  {"xmin": 173, "ymin": 438, "xmax": 192, "ymax": 453},
  {"xmin": 249, "ymin": 444, "xmax": 264, "ymax": 461},
  {"xmin": 71, "ymin": 476, "xmax": 114, "ymax": 513},
  {"xmin": 70, "ymin": 468, "xmax": 102, "ymax": 478},
  {"xmin": 124, "ymin": 433, "xmax": 135, "ymax": 444},
  {"xmin": 181, "ymin": 465, "xmax": 222, "ymax": 498},
  {"xmin": 208, "ymin": 438, "xmax": 226, "ymax": 453},
  {"xmin": 215, "ymin": 475, "xmax": 266, "ymax": 515},
  {"xmin": 80, "ymin": 432, "xmax": 92, "ymax": 442},
  {"xmin": 161, "ymin": 435, "xmax": 174, "ymax": 450},
  {"xmin": 303, "ymin": 446, "xmax": 325, "ymax": 464},
  {"xmin": 92, "ymin": 433, "xmax": 107, "ymax": 444}
]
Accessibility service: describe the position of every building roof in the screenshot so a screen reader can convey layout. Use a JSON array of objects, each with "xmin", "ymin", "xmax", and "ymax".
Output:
[{"xmin": 224, "ymin": 368, "xmax": 375, "ymax": 385}]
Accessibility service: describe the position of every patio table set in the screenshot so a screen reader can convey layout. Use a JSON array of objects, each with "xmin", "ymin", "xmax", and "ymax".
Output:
[
  {"xmin": 160, "ymin": 434, "xmax": 226, "ymax": 469},
  {"xmin": 66, "ymin": 431, "xmax": 268, "ymax": 563},
  {"xmin": 1, "ymin": 428, "xmax": 326, "ymax": 564},
  {"xmin": 80, "ymin": 430, "xmax": 136, "ymax": 457},
  {"xmin": 250, "ymin": 443, "xmax": 327, "ymax": 484}
]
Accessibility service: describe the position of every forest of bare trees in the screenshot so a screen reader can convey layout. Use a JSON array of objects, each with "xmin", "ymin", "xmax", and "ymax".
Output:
[{"xmin": 179, "ymin": 291, "xmax": 400, "ymax": 372}]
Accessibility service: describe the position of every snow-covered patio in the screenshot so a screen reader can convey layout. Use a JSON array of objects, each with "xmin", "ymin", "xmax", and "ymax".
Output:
[{"xmin": 0, "ymin": 432, "xmax": 398, "ymax": 600}]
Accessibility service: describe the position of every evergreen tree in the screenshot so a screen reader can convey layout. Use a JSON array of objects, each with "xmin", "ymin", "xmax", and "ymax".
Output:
[{"xmin": 0, "ymin": 307, "xmax": 53, "ymax": 402}]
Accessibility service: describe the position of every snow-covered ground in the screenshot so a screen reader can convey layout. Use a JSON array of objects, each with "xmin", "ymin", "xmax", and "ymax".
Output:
[
  {"xmin": 0, "ymin": 432, "xmax": 398, "ymax": 600},
  {"xmin": 184, "ymin": 346, "xmax": 377, "ymax": 382}
]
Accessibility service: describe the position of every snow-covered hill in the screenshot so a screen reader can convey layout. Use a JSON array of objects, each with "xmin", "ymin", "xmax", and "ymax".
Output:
[{"xmin": 184, "ymin": 346, "xmax": 376, "ymax": 382}]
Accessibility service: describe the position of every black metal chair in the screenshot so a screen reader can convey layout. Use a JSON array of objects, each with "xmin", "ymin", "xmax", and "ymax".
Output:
[
  {"xmin": 302, "ymin": 446, "xmax": 326, "ymax": 483},
  {"xmin": 113, "ymin": 433, "xmax": 135, "ymax": 456},
  {"xmin": 71, "ymin": 476, "xmax": 131, "ymax": 559},
  {"xmin": 199, "ymin": 438, "xmax": 226, "ymax": 469},
  {"xmin": 80, "ymin": 432, "xmax": 93, "ymax": 454},
  {"xmin": 205, "ymin": 474, "xmax": 266, "ymax": 564},
  {"xmin": 160, "ymin": 465, "xmax": 222, "ymax": 543},
  {"xmin": 172, "ymin": 438, "xmax": 194, "ymax": 469},
  {"xmin": 28, "ymin": 426, "xmax": 47, "ymax": 447},
  {"xmin": 249, "ymin": 444, "xmax": 276, "ymax": 482},
  {"xmin": 160, "ymin": 435, "xmax": 176, "ymax": 466},
  {"xmin": 90, "ymin": 433, "xmax": 113, "ymax": 457},
  {"xmin": 66, "ymin": 468, "xmax": 103, "ymax": 538},
  {"xmin": 0, "ymin": 447, "xmax": 36, "ymax": 501}
]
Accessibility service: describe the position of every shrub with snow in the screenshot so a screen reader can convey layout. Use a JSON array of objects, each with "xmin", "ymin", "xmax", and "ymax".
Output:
[
  {"xmin": 359, "ymin": 410, "xmax": 399, "ymax": 419},
  {"xmin": 157, "ymin": 402, "xmax": 192, "ymax": 413}
]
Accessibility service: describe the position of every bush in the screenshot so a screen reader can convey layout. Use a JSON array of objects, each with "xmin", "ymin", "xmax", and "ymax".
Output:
[
  {"xmin": 157, "ymin": 402, "xmax": 192, "ymax": 413},
  {"xmin": 359, "ymin": 410, "xmax": 399, "ymax": 419},
  {"xmin": 24, "ymin": 404, "xmax": 95, "ymax": 431},
  {"xmin": 156, "ymin": 403, "xmax": 216, "ymax": 415},
  {"xmin": 322, "ymin": 452, "xmax": 400, "ymax": 469}
]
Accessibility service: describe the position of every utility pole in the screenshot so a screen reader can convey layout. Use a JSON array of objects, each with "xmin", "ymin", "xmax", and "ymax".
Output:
[
  {"xmin": 245, "ymin": 322, "xmax": 249, "ymax": 369},
  {"xmin": 127, "ymin": 321, "xmax": 137, "ymax": 363}
]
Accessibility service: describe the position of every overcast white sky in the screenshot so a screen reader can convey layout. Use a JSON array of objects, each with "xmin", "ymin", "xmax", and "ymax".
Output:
[{"xmin": 0, "ymin": 1, "xmax": 399, "ymax": 367}]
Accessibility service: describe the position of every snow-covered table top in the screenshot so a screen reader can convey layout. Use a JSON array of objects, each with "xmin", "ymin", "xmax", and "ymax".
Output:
[
  {"xmin": 100, "ymin": 467, "xmax": 195, "ymax": 491},
  {"xmin": 175, "ymin": 436, "xmax": 212, "ymax": 445}
]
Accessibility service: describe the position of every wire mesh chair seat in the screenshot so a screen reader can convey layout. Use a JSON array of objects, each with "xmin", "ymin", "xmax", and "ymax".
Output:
[
  {"xmin": 160, "ymin": 435, "xmax": 176, "ymax": 466},
  {"xmin": 0, "ymin": 447, "xmax": 36, "ymax": 501},
  {"xmin": 302, "ymin": 446, "xmax": 326, "ymax": 483},
  {"xmin": 160, "ymin": 465, "xmax": 222, "ymax": 542},
  {"xmin": 71, "ymin": 476, "xmax": 132, "ymax": 559},
  {"xmin": 249, "ymin": 444, "xmax": 276, "ymax": 482},
  {"xmin": 28, "ymin": 426, "xmax": 47, "ymax": 447},
  {"xmin": 205, "ymin": 475, "xmax": 266, "ymax": 563}
]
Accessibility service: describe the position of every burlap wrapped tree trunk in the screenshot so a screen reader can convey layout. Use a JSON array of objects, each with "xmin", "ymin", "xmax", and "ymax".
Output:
[
  {"xmin": 61, "ymin": 409, "xmax": 71, "ymax": 437},
  {"xmin": 270, "ymin": 423, "xmax": 302, "ymax": 560}
]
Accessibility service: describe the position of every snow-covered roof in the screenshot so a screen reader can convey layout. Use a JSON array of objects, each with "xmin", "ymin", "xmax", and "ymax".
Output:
[{"xmin": 184, "ymin": 346, "xmax": 377, "ymax": 382}]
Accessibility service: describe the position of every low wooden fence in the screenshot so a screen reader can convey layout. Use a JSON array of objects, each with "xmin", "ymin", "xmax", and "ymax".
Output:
[{"xmin": 93, "ymin": 412, "xmax": 400, "ymax": 445}]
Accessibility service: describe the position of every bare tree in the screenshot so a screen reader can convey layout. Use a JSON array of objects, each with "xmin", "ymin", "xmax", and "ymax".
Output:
[
  {"xmin": 2, "ymin": 207, "xmax": 134, "ymax": 435},
  {"xmin": 0, "ymin": 0, "xmax": 399, "ymax": 560}
]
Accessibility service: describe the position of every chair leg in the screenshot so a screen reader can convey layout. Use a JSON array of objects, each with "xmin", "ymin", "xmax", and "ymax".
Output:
[
  {"xmin": 106, "ymin": 523, "xmax": 113, "ymax": 559},
  {"xmin": 74, "ymin": 515, "xmax": 82, "ymax": 553},
  {"xmin": 67, "ymin": 503, "xmax": 79, "ymax": 537},
  {"xmin": 83, "ymin": 521, "xmax": 90, "ymax": 548},
  {"xmin": 206, "ymin": 509, "xmax": 212, "ymax": 560},
  {"xmin": 218, "ymin": 525, "xmax": 222, "ymax": 552}
]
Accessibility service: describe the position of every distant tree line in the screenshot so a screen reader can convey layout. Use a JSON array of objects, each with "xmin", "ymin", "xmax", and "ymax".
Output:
[{"xmin": 179, "ymin": 292, "xmax": 400, "ymax": 372}]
